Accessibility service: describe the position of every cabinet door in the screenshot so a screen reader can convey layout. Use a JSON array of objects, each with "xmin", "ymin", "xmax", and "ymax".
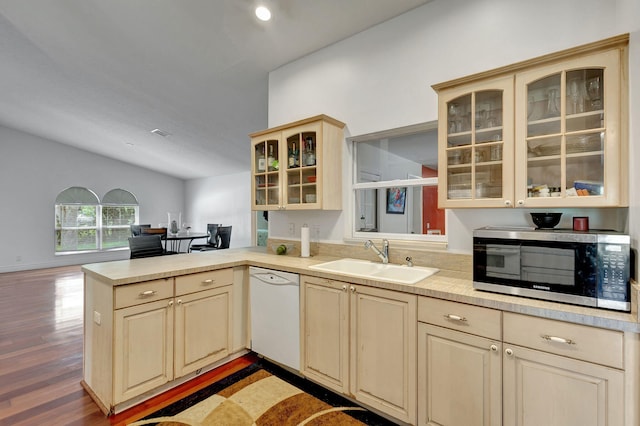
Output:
[
  {"xmin": 174, "ymin": 286, "xmax": 232, "ymax": 378},
  {"xmin": 503, "ymin": 344, "xmax": 624, "ymax": 426},
  {"xmin": 282, "ymin": 122, "xmax": 321, "ymax": 209},
  {"xmin": 438, "ymin": 75, "xmax": 514, "ymax": 208},
  {"xmin": 300, "ymin": 276, "xmax": 349, "ymax": 394},
  {"xmin": 114, "ymin": 298, "xmax": 174, "ymax": 403},
  {"xmin": 350, "ymin": 285, "xmax": 417, "ymax": 424},
  {"xmin": 251, "ymin": 131, "xmax": 282, "ymax": 210},
  {"xmin": 418, "ymin": 323, "xmax": 502, "ymax": 426},
  {"xmin": 514, "ymin": 48, "xmax": 624, "ymax": 207}
]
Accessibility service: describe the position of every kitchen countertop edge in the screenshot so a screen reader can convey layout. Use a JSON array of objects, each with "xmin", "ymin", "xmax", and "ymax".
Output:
[{"xmin": 81, "ymin": 247, "xmax": 640, "ymax": 333}]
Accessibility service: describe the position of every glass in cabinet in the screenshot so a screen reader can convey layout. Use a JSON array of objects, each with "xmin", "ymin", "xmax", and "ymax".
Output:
[
  {"xmin": 438, "ymin": 76, "xmax": 514, "ymax": 208},
  {"xmin": 252, "ymin": 133, "xmax": 281, "ymax": 209},
  {"xmin": 283, "ymin": 123, "xmax": 320, "ymax": 208},
  {"xmin": 515, "ymin": 48, "xmax": 624, "ymax": 207}
]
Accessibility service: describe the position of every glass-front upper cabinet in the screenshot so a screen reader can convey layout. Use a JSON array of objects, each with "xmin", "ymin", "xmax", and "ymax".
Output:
[
  {"xmin": 514, "ymin": 47, "xmax": 625, "ymax": 207},
  {"xmin": 252, "ymin": 132, "xmax": 281, "ymax": 209},
  {"xmin": 437, "ymin": 76, "xmax": 514, "ymax": 208},
  {"xmin": 282, "ymin": 122, "xmax": 320, "ymax": 208},
  {"xmin": 250, "ymin": 115, "xmax": 345, "ymax": 211},
  {"xmin": 434, "ymin": 34, "xmax": 628, "ymax": 209}
]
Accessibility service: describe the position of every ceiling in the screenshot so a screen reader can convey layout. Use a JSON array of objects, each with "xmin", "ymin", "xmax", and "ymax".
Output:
[{"xmin": 0, "ymin": 0, "xmax": 430, "ymax": 179}]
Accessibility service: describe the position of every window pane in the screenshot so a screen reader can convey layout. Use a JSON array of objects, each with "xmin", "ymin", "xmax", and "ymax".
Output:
[
  {"xmin": 102, "ymin": 206, "xmax": 136, "ymax": 226},
  {"xmin": 56, "ymin": 228, "xmax": 97, "ymax": 251}
]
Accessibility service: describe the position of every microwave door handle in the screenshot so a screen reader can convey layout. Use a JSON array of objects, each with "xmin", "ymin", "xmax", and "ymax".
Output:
[{"xmin": 487, "ymin": 248, "xmax": 520, "ymax": 255}]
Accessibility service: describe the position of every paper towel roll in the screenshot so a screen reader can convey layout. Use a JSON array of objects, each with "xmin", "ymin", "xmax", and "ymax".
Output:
[{"xmin": 301, "ymin": 225, "xmax": 310, "ymax": 257}]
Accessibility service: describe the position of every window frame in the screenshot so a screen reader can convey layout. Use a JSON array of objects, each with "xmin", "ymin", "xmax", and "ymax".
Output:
[
  {"xmin": 54, "ymin": 187, "xmax": 139, "ymax": 255},
  {"xmin": 348, "ymin": 120, "xmax": 447, "ymax": 246}
]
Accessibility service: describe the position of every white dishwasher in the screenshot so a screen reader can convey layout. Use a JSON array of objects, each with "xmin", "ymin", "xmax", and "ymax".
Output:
[{"xmin": 249, "ymin": 266, "xmax": 300, "ymax": 371}]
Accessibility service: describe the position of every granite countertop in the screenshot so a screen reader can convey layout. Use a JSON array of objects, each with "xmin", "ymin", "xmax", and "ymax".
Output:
[{"xmin": 82, "ymin": 247, "xmax": 640, "ymax": 333}]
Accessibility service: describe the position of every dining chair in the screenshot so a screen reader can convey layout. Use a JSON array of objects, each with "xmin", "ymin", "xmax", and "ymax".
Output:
[
  {"xmin": 128, "ymin": 235, "xmax": 165, "ymax": 259},
  {"xmin": 130, "ymin": 224, "xmax": 151, "ymax": 237},
  {"xmin": 190, "ymin": 223, "xmax": 221, "ymax": 252},
  {"xmin": 191, "ymin": 225, "xmax": 232, "ymax": 251},
  {"xmin": 140, "ymin": 227, "xmax": 177, "ymax": 254},
  {"xmin": 216, "ymin": 226, "xmax": 232, "ymax": 249}
]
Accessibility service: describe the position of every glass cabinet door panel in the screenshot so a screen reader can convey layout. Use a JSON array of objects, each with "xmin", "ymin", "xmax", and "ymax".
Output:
[
  {"xmin": 476, "ymin": 164, "xmax": 503, "ymax": 199},
  {"xmin": 526, "ymin": 157, "xmax": 562, "ymax": 197},
  {"xmin": 567, "ymin": 154, "xmax": 604, "ymax": 196},
  {"xmin": 447, "ymin": 94, "xmax": 472, "ymax": 146},
  {"xmin": 527, "ymin": 74, "xmax": 561, "ymax": 122},
  {"xmin": 447, "ymin": 167, "xmax": 472, "ymax": 199},
  {"xmin": 475, "ymin": 90, "xmax": 503, "ymax": 131}
]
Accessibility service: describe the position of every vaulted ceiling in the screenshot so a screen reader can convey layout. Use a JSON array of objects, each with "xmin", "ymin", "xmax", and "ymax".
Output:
[{"xmin": 0, "ymin": 0, "xmax": 429, "ymax": 179}]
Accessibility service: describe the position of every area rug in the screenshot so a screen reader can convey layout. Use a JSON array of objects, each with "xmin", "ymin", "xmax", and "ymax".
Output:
[{"xmin": 129, "ymin": 359, "xmax": 396, "ymax": 425}]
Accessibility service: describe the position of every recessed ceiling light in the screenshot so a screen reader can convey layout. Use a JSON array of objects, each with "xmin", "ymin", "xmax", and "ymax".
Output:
[
  {"xmin": 255, "ymin": 6, "xmax": 271, "ymax": 21},
  {"xmin": 151, "ymin": 128, "xmax": 171, "ymax": 137}
]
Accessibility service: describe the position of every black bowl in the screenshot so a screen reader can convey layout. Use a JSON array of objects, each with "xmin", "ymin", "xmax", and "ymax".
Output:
[{"xmin": 530, "ymin": 212, "xmax": 562, "ymax": 229}]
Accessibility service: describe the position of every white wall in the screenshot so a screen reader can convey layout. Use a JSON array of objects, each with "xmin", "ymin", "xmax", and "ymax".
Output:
[
  {"xmin": 267, "ymin": 0, "xmax": 640, "ymax": 255},
  {"xmin": 0, "ymin": 125, "xmax": 185, "ymax": 272},
  {"xmin": 184, "ymin": 171, "xmax": 252, "ymax": 248}
]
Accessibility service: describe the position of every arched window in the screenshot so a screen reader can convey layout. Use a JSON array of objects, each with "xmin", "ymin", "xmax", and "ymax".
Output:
[
  {"xmin": 55, "ymin": 187, "xmax": 139, "ymax": 253},
  {"xmin": 55, "ymin": 187, "xmax": 100, "ymax": 253},
  {"xmin": 101, "ymin": 189, "xmax": 139, "ymax": 249}
]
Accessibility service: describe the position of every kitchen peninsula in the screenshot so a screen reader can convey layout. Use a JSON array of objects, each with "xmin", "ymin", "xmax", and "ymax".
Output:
[{"xmin": 82, "ymin": 247, "xmax": 640, "ymax": 425}]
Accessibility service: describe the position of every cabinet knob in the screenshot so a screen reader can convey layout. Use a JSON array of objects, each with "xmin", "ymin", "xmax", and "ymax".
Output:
[
  {"xmin": 177, "ymin": 299, "xmax": 183, "ymax": 305},
  {"xmin": 505, "ymin": 348, "xmax": 514, "ymax": 356},
  {"xmin": 490, "ymin": 344, "xmax": 498, "ymax": 352},
  {"xmin": 342, "ymin": 285, "xmax": 347, "ymax": 292},
  {"xmin": 504, "ymin": 200, "xmax": 512, "ymax": 207},
  {"xmin": 517, "ymin": 199, "xmax": 525, "ymax": 206},
  {"xmin": 168, "ymin": 300, "xmax": 174, "ymax": 307},
  {"xmin": 350, "ymin": 286, "xmax": 356, "ymax": 293},
  {"xmin": 202, "ymin": 279, "xmax": 215, "ymax": 285}
]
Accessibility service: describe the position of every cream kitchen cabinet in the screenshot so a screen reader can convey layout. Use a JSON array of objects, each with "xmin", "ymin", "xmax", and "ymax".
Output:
[
  {"xmin": 417, "ymin": 297, "xmax": 502, "ymax": 426},
  {"xmin": 434, "ymin": 34, "xmax": 628, "ymax": 208},
  {"xmin": 301, "ymin": 275, "xmax": 417, "ymax": 424},
  {"xmin": 174, "ymin": 272, "xmax": 233, "ymax": 378},
  {"xmin": 250, "ymin": 114, "xmax": 345, "ymax": 211},
  {"xmin": 502, "ymin": 312, "xmax": 625, "ymax": 426},
  {"xmin": 83, "ymin": 268, "xmax": 234, "ymax": 413}
]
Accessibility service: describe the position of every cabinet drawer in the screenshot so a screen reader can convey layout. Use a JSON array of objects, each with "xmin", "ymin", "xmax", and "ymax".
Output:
[
  {"xmin": 503, "ymin": 312, "xmax": 623, "ymax": 368},
  {"xmin": 114, "ymin": 279, "xmax": 174, "ymax": 309},
  {"xmin": 175, "ymin": 268, "xmax": 234, "ymax": 295},
  {"xmin": 418, "ymin": 297, "xmax": 501, "ymax": 340}
]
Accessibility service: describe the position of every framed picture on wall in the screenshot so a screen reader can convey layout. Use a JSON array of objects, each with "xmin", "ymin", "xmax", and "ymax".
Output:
[{"xmin": 386, "ymin": 187, "xmax": 406, "ymax": 214}]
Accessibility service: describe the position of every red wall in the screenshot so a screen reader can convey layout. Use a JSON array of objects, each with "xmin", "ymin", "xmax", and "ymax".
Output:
[{"xmin": 422, "ymin": 166, "xmax": 445, "ymax": 235}]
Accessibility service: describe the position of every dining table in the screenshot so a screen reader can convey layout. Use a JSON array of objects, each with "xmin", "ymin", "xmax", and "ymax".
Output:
[{"xmin": 164, "ymin": 231, "xmax": 209, "ymax": 253}]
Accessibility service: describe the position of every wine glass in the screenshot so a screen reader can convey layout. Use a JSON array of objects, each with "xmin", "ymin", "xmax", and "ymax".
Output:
[
  {"xmin": 586, "ymin": 76, "xmax": 602, "ymax": 110},
  {"xmin": 568, "ymin": 79, "xmax": 583, "ymax": 114}
]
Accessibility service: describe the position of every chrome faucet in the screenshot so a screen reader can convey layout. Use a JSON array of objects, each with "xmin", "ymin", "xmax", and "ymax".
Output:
[{"xmin": 364, "ymin": 239, "xmax": 389, "ymax": 264}]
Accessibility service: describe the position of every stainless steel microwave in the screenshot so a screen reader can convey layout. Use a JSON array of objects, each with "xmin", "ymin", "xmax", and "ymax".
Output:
[{"xmin": 473, "ymin": 227, "xmax": 631, "ymax": 312}]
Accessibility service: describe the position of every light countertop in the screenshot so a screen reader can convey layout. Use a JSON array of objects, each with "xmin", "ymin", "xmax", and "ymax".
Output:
[{"xmin": 82, "ymin": 247, "xmax": 640, "ymax": 333}]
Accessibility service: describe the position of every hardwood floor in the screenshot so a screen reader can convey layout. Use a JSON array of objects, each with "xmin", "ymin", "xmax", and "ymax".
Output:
[
  {"xmin": 0, "ymin": 266, "xmax": 255, "ymax": 426},
  {"xmin": 0, "ymin": 266, "xmax": 108, "ymax": 425}
]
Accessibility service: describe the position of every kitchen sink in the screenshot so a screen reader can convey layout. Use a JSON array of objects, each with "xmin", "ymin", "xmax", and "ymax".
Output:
[{"xmin": 308, "ymin": 258, "xmax": 438, "ymax": 285}]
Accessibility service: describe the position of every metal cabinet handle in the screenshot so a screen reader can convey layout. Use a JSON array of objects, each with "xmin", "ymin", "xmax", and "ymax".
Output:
[
  {"xmin": 490, "ymin": 344, "xmax": 498, "ymax": 352},
  {"xmin": 139, "ymin": 290, "xmax": 157, "ymax": 297},
  {"xmin": 541, "ymin": 334, "xmax": 575, "ymax": 345},
  {"xmin": 443, "ymin": 314, "xmax": 467, "ymax": 322},
  {"xmin": 505, "ymin": 348, "xmax": 513, "ymax": 356},
  {"xmin": 202, "ymin": 279, "xmax": 215, "ymax": 285}
]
